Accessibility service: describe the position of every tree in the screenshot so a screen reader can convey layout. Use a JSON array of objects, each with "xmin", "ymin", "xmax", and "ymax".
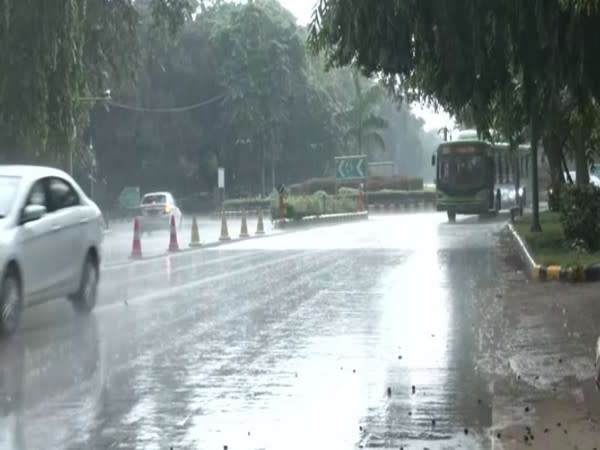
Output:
[
  {"xmin": 338, "ymin": 70, "xmax": 388, "ymax": 157},
  {"xmin": 308, "ymin": 0, "xmax": 600, "ymax": 231},
  {"xmin": 0, "ymin": 0, "xmax": 197, "ymax": 162}
]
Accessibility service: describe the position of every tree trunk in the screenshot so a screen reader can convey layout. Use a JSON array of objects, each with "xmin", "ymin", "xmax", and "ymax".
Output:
[
  {"xmin": 530, "ymin": 116, "xmax": 542, "ymax": 232},
  {"xmin": 543, "ymin": 135, "xmax": 564, "ymax": 188},
  {"xmin": 260, "ymin": 144, "xmax": 266, "ymax": 197},
  {"xmin": 511, "ymin": 140, "xmax": 521, "ymax": 208},
  {"xmin": 573, "ymin": 125, "xmax": 589, "ymax": 186}
]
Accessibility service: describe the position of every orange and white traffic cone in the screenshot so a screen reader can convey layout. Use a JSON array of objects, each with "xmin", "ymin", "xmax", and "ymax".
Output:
[
  {"xmin": 130, "ymin": 217, "xmax": 142, "ymax": 259},
  {"xmin": 168, "ymin": 215, "xmax": 180, "ymax": 252},
  {"xmin": 219, "ymin": 211, "xmax": 231, "ymax": 241}
]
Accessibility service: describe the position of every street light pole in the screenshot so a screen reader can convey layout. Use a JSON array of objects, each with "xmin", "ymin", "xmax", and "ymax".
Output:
[{"xmin": 71, "ymin": 89, "xmax": 110, "ymax": 176}]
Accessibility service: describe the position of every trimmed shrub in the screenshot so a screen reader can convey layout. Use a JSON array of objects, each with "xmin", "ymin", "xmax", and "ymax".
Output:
[
  {"xmin": 559, "ymin": 184, "xmax": 600, "ymax": 251},
  {"xmin": 222, "ymin": 197, "xmax": 271, "ymax": 210},
  {"xmin": 272, "ymin": 194, "xmax": 359, "ymax": 220},
  {"xmin": 338, "ymin": 186, "xmax": 359, "ymax": 196},
  {"xmin": 291, "ymin": 176, "xmax": 423, "ymax": 194}
]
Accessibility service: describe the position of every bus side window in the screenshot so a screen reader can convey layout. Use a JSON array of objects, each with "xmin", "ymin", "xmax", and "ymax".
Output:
[{"xmin": 498, "ymin": 156, "xmax": 503, "ymax": 184}]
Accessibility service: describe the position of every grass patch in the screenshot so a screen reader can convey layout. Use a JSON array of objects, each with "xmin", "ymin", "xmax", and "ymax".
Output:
[{"xmin": 514, "ymin": 211, "xmax": 600, "ymax": 267}]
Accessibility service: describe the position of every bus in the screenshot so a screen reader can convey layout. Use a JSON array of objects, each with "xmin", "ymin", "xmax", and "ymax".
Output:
[{"xmin": 432, "ymin": 130, "xmax": 531, "ymax": 222}]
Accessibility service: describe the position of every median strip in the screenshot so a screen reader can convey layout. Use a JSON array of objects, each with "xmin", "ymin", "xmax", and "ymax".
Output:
[{"xmin": 508, "ymin": 211, "xmax": 600, "ymax": 282}]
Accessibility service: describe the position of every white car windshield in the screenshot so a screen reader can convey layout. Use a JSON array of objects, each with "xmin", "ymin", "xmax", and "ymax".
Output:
[
  {"xmin": 0, "ymin": 176, "xmax": 20, "ymax": 217},
  {"xmin": 142, "ymin": 194, "xmax": 167, "ymax": 205}
]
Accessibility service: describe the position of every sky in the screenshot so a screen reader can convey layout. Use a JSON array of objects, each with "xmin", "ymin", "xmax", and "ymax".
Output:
[{"xmin": 276, "ymin": 0, "xmax": 456, "ymax": 134}]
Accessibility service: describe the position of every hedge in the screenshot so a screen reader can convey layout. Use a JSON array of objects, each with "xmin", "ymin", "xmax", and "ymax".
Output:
[
  {"xmin": 222, "ymin": 197, "xmax": 271, "ymax": 210},
  {"xmin": 270, "ymin": 194, "xmax": 358, "ymax": 220},
  {"xmin": 223, "ymin": 190, "xmax": 436, "ymax": 216},
  {"xmin": 288, "ymin": 176, "xmax": 423, "ymax": 195}
]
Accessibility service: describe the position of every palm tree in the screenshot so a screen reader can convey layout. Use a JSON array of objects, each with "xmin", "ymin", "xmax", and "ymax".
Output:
[{"xmin": 339, "ymin": 70, "xmax": 388, "ymax": 157}]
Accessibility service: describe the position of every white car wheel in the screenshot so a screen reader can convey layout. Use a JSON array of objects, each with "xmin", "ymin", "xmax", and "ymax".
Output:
[
  {"xmin": 0, "ymin": 268, "xmax": 22, "ymax": 337},
  {"xmin": 71, "ymin": 254, "xmax": 99, "ymax": 314}
]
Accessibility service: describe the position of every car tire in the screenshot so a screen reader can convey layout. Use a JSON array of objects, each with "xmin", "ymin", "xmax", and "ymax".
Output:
[
  {"xmin": 71, "ymin": 254, "xmax": 99, "ymax": 314},
  {"xmin": 0, "ymin": 266, "xmax": 22, "ymax": 338}
]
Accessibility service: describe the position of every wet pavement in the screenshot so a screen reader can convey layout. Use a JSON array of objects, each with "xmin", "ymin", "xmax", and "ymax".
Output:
[{"xmin": 1, "ymin": 212, "xmax": 598, "ymax": 449}]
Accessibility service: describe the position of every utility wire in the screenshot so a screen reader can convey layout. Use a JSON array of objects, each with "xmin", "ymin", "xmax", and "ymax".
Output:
[{"xmin": 105, "ymin": 93, "xmax": 226, "ymax": 113}]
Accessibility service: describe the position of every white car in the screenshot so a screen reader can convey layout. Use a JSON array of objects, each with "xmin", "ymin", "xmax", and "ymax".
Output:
[
  {"xmin": 0, "ymin": 165, "xmax": 104, "ymax": 336},
  {"xmin": 139, "ymin": 191, "xmax": 182, "ymax": 233}
]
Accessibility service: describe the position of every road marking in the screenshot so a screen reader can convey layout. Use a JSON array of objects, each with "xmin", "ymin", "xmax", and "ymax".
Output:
[
  {"xmin": 97, "ymin": 251, "xmax": 311, "ymax": 313},
  {"xmin": 100, "ymin": 251, "xmax": 270, "ymax": 290}
]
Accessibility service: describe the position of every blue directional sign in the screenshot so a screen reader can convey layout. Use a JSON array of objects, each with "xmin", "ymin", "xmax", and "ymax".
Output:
[{"xmin": 335, "ymin": 155, "xmax": 367, "ymax": 180}]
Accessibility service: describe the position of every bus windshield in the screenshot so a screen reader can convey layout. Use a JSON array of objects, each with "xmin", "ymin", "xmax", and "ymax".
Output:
[{"xmin": 438, "ymin": 153, "xmax": 488, "ymax": 190}]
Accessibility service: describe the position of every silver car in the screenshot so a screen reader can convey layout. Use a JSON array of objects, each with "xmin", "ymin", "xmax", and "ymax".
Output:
[
  {"xmin": 0, "ymin": 165, "xmax": 104, "ymax": 337},
  {"xmin": 139, "ymin": 191, "xmax": 182, "ymax": 233}
]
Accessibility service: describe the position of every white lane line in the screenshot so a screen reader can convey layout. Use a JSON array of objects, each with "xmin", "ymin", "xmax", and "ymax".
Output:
[
  {"xmin": 99, "ymin": 251, "xmax": 270, "ymax": 289},
  {"xmin": 96, "ymin": 250, "xmax": 311, "ymax": 313}
]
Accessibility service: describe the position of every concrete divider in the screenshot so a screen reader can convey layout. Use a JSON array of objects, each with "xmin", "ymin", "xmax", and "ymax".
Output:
[
  {"xmin": 273, "ymin": 211, "xmax": 369, "ymax": 229},
  {"xmin": 367, "ymin": 201, "xmax": 436, "ymax": 213}
]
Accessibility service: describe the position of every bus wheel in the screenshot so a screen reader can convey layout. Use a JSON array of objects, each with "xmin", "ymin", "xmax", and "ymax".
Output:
[{"xmin": 447, "ymin": 211, "xmax": 456, "ymax": 223}]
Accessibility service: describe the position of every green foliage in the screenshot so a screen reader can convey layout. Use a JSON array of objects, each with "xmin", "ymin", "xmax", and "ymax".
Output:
[
  {"xmin": 289, "ymin": 176, "xmax": 423, "ymax": 195},
  {"xmin": 338, "ymin": 186, "xmax": 359, "ymax": 196},
  {"xmin": 72, "ymin": 0, "xmax": 437, "ymax": 207},
  {"xmin": 514, "ymin": 211, "xmax": 600, "ymax": 267},
  {"xmin": 0, "ymin": 0, "xmax": 197, "ymax": 160},
  {"xmin": 273, "ymin": 194, "xmax": 358, "ymax": 220},
  {"xmin": 222, "ymin": 197, "xmax": 271, "ymax": 210},
  {"xmin": 559, "ymin": 184, "xmax": 600, "ymax": 251}
]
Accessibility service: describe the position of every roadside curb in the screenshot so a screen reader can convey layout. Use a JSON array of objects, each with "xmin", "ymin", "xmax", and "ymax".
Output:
[
  {"xmin": 367, "ymin": 202, "xmax": 436, "ymax": 213},
  {"xmin": 507, "ymin": 223, "xmax": 600, "ymax": 282},
  {"xmin": 273, "ymin": 211, "xmax": 369, "ymax": 229},
  {"xmin": 211, "ymin": 209, "xmax": 267, "ymax": 218}
]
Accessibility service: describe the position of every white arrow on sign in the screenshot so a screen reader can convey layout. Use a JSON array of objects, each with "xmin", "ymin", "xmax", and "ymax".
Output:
[{"xmin": 356, "ymin": 158, "xmax": 365, "ymax": 178}]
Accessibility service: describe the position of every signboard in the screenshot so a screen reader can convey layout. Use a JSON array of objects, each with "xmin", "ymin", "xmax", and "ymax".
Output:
[
  {"xmin": 118, "ymin": 186, "xmax": 140, "ymax": 210},
  {"xmin": 335, "ymin": 155, "xmax": 367, "ymax": 180},
  {"xmin": 368, "ymin": 161, "xmax": 394, "ymax": 177},
  {"xmin": 218, "ymin": 167, "xmax": 225, "ymax": 189}
]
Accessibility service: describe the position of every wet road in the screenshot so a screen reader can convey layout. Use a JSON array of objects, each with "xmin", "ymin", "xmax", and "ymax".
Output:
[{"xmin": 0, "ymin": 212, "xmax": 509, "ymax": 449}]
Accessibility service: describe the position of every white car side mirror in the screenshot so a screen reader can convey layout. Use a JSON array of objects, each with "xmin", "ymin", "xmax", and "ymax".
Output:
[{"xmin": 21, "ymin": 204, "xmax": 47, "ymax": 224}]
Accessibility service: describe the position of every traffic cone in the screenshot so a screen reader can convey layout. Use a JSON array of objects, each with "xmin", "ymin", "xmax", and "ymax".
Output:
[
  {"xmin": 240, "ymin": 209, "xmax": 249, "ymax": 238},
  {"xmin": 219, "ymin": 211, "xmax": 231, "ymax": 241},
  {"xmin": 130, "ymin": 217, "xmax": 142, "ymax": 259},
  {"xmin": 256, "ymin": 208, "xmax": 265, "ymax": 235},
  {"xmin": 168, "ymin": 215, "xmax": 180, "ymax": 252},
  {"xmin": 189, "ymin": 216, "xmax": 201, "ymax": 247}
]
